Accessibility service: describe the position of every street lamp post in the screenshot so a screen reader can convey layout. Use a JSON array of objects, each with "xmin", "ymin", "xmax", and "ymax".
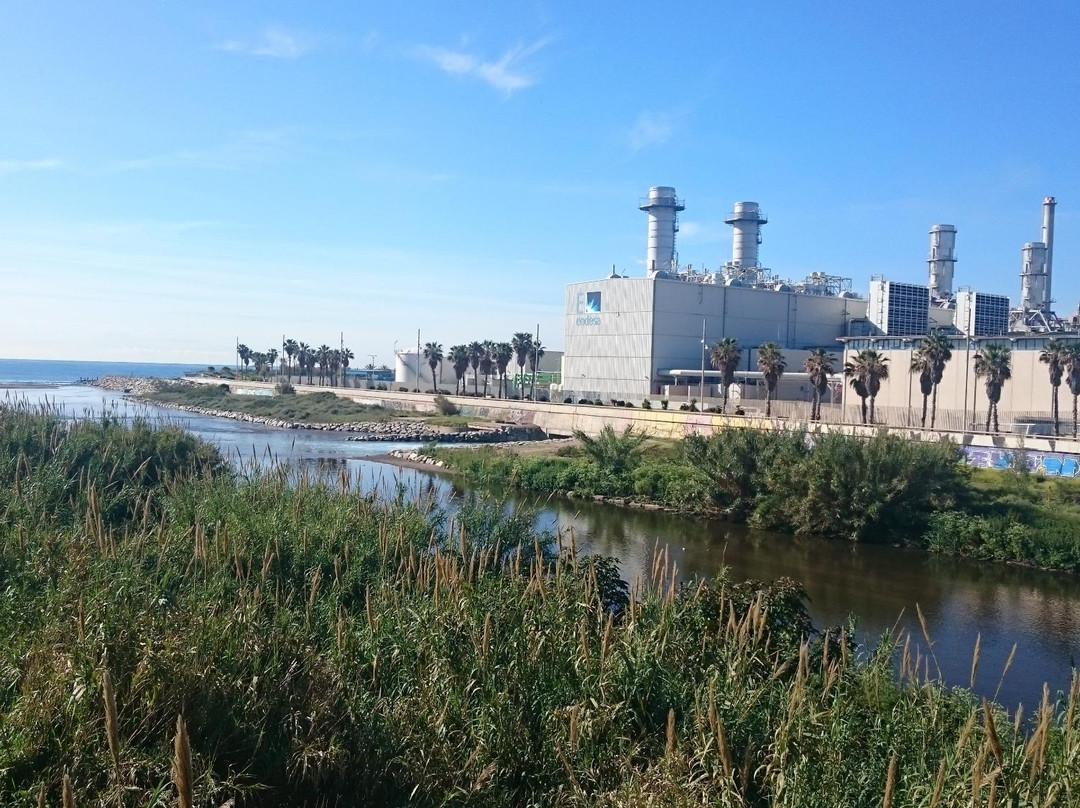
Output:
[{"xmin": 699, "ymin": 317, "xmax": 707, "ymax": 406}]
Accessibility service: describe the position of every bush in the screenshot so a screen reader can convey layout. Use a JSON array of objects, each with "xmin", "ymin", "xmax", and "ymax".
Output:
[
  {"xmin": 661, "ymin": 399, "xmax": 669, "ymax": 410},
  {"xmin": 578, "ymin": 398, "xmax": 589, "ymax": 405},
  {"xmin": 641, "ymin": 399, "xmax": 652, "ymax": 409},
  {"xmin": 274, "ymin": 381, "xmax": 296, "ymax": 395},
  {"xmin": 564, "ymin": 396, "xmax": 573, "ymax": 404},
  {"xmin": 433, "ymin": 394, "xmax": 459, "ymax": 416},
  {"xmin": 398, "ymin": 386, "xmax": 409, "ymax": 392}
]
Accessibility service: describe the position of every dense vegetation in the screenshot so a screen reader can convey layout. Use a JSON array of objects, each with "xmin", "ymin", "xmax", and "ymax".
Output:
[
  {"xmin": 3, "ymin": 406, "xmax": 1080, "ymax": 806},
  {"xmin": 431, "ymin": 426, "xmax": 1080, "ymax": 571}
]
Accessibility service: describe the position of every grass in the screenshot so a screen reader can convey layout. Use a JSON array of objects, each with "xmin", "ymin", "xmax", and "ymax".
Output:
[{"xmin": 3, "ymin": 404, "xmax": 1080, "ymax": 806}]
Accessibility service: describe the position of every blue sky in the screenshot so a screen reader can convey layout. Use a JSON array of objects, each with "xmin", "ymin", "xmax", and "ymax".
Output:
[{"xmin": 1, "ymin": 1, "xmax": 1077, "ymax": 363}]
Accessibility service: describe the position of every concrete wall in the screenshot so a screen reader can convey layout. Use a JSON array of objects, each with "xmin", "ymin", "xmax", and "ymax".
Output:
[{"xmin": 841, "ymin": 337, "xmax": 1072, "ymax": 428}]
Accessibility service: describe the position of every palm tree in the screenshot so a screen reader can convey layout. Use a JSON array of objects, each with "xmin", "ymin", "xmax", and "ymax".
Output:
[
  {"xmin": 803, "ymin": 348, "xmax": 835, "ymax": 422},
  {"xmin": 528, "ymin": 340, "xmax": 546, "ymax": 399},
  {"xmin": 910, "ymin": 347, "xmax": 934, "ymax": 428},
  {"xmin": 284, "ymin": 338, "xmax": 299, "ymax": 379},
  {"xmin": 1040, "ymin": 339, "xmax": 1069, "ymax": 436},
  {"xmin": 340, "ymin": 348, "xmax": 353, "ymax": 387},
  {"xmin": 480, "ymin": 341, "xmax": 495, "ymax": 397},
  {"xmin": 267, "ymin": 348, "xmax": 279, "ymax": 379},
  {"xmin": 756, "ymin": 342, "xmax": 786, "ymax": 417},
  {"xmin": 975, "ymin": 344, "xmax": 1012, "ymax": 432},
  {"xmin": 237, "ymin": 344, "xmax": 252, "ymax": 373},
  {"xmin": 251, "ymin": 351, "xmax": 268, "ymax": 375},
  {"xmin": 921, "ymin": 333, "xmax": 953, "ymax": 429},
  {"xmin": 328, "ymin": 349, "xmax": 342, "ymax": 388},
  {"xmin": 448, "ymin": 345, "xmax": 470, "ymax": 394},
  {"xmin": 709, "ymin": 337, "xmax": 741, "ymax": 413},
  {"xmin": 316, "ymin": 345, "xmax": 331, "ymax": 385},
  {"xmin": 493, "ymin": 342, "xmax": 513, "ymax": 398},
  {"xmin": 297, "ymin": 342, "xmax": 311, "ymax": 384},
  {"xmin": 511, "ymin": 332, "xmax": 533, "ymax": 397},
  {"xmin": 1066, "ymin": 344, "xmax": 1080, "ymax": 438},
  {"xmin": 423, "ymin": 342, "xmax": 444, "ymax": 391},
  {"xmin": 467, "ymin": 341, "xmax": 484, "ymax": 395},
  {"xmin": 844, "ymin": 349, "xmax": 890, "ymax": 424}
]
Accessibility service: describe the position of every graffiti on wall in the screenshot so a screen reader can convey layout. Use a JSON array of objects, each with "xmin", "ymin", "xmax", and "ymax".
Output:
[{"xmin": 963, "ymin": 446, "xmax": 1080, "ymax": 477}]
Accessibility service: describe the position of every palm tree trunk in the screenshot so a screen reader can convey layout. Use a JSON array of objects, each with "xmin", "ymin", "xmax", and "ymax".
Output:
[
  {"xmin": 1074, "ymin": 394, "xmax": 1078, "ymax": 438},
  {"xmin": 930, "ymin": 384, "xmax": 938, "ymax": 429},
  {"xmin": 921, "ymin": 394, "xmax": 928, "ymax": 428},
  {"xmin": 985, "ymin": 403, "xmax": 992, "ymax": 432},
  {"xmin": 869, "ymin": 396, "xmax": 876, "ymax": 425},
  {"xmin": 993, "ymin": 402, "xmax": 1000, "ymax": 433},
  {"xmin": 722, "ymin": 384, "xmax": 728, "ymax": 414},
  {"xmin": 1053, "ymin": 387, "xmax": 1060, "ymax": 436},
  {"xmin": 860, "ymin": 398, "xmax": 867, "ymax": 425},
  {"xmin": 765, "ymin": 389, "xmax": 772, "ymax": 417}
]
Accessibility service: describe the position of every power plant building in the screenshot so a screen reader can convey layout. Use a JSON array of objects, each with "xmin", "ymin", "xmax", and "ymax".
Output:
[
  {"xmin": 559, "ymin": 186, "xmax": 1068, "ymax": 417},
  {"xmin": 868, "ymin": 279, "xmax": 930, "ymax": 336},
  {"xmin": 560, "ymin": 187, "xmax": 868, "ymax": 401},
  {"xmin": 955, "ymin": 289, "xmax": 1010, "ymax": 337}
]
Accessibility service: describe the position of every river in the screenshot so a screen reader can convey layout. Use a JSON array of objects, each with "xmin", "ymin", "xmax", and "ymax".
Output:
[{"xmin": 6, "ymin": 384, "xmax": 1080, "ymax": 714}]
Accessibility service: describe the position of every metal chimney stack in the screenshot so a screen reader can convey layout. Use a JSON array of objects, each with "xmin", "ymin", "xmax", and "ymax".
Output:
[
  {"xmin": 1042, "ymin": 196, "xmax": 1057, "ymax": 303},
  {"xmin": 927, "ymin": 224, "xmax": 957, "ymax": 300},
  {"xmin": 724, "ymin": 202, "xmax": 768, "ymax": 267},
  {"xmin": 639, "ymin": 186, "xmax": 684, "ymax": 273}
]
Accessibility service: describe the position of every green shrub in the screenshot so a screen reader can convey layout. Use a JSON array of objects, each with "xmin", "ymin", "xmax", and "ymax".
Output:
[
  {"xmin": 433, "ymin": 394, "xmax": 459, "ymax": 416},
  {"xmin": 274, "ymin": 381, "xmax": 296, "ymax": 395}
]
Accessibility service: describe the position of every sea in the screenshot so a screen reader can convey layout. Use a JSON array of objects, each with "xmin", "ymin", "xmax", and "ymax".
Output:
[{"xmin": 0, "ymin": 358, "xmax": 211, "ymax": 384}]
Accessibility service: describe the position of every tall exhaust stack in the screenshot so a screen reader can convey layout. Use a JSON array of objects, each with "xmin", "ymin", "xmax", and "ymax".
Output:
[
  {"xmin": 724, "ymin": 202, "xmax": 768, "ymax": 267},
  {"xmin": 639, "ymin": 186, "xmax": 684, "ymax": 273},
  {"xmin": 1042, "ymin": 196, "xmax": 1057, "ymax": 303},
  {"xmin": 927, "ymin": 224, "xmax": 957, "ymax": 300}
]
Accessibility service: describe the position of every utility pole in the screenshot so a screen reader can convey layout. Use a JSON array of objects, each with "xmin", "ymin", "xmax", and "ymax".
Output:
[
  {"xmin": 416, "ymin": 328, "xmax": 421, "ymax": 392},
  {"xmin": 699, "ymin": 317, "xmax": 706, "ymax": 405},
  {"xmin": 368, "ymin": 353, "xmax": 377, "ymax": 387},
  {"xmin": 532, "ymin": 323, "xmax": 540, "ymax": 401}
]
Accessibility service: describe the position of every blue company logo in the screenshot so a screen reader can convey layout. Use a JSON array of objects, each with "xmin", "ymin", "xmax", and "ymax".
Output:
[{"xmin": 574, "ymin": 291, "xmax": 602, "ymax": 326}]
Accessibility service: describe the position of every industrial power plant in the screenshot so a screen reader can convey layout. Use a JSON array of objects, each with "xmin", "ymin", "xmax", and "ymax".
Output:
[{"xmin": 558, "ymin": 187, "xmax": 1070, "ymax": 425}]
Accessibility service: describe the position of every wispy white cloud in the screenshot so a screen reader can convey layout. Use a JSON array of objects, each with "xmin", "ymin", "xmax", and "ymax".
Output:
[
  {"xmin": 217, "ymin": 26, "xmax": 314, "ymax": 59},
  {"xmin": 0, "ymin": 158, "xmax": 62, "ymax": 176},
  {"xmin": 106, "ymin": 128, "xmax": 299, "ymax": 173},
  {"xmin": 628, "ymin": 111, "xmax": 680, "ymax": 151},
  {"xmin": 413, "ymin": 39, "xmax": 549, "ymax": 95}
]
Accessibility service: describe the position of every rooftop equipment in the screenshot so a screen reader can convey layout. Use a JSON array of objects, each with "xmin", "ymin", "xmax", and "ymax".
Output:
[
  {"xmin": 724, "ymin": 202, "xmax": 767, "ymax": 267},
  {"xmin": 639, "ymin": 186, "xmax": 684, "ymax": 273},
  {"xmin": 927, "ymin": 224, "xmax": 957, "ymax": 300}
]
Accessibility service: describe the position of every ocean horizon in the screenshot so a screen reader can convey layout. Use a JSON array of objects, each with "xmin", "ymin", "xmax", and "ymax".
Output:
[{"xmin": 0, "ymin": 358, "xmax": 216, "ymax": 384}]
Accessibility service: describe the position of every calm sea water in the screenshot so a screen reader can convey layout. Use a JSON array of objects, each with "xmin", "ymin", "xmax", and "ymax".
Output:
[{"xmin": 0, "ymin": 358, "xmax": 212, "ymax": 384}]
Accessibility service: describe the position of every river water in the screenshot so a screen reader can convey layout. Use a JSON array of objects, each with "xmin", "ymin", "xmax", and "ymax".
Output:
[{"xmin": 6, "ymin": 384, "xmax": 1079, "ymax": 713}]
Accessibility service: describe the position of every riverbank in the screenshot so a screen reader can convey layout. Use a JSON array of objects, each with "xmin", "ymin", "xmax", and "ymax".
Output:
[
  {"xmin": 429, "ymin": 427, "xmax": 1080, "ymax": 573},
  {"xmin": 127, "ymin": 381, "xmax": 554, "ymax": 444},
  {"xmin": 3, "ymin": 403, "xmax": 1079, "ymax": 806}
]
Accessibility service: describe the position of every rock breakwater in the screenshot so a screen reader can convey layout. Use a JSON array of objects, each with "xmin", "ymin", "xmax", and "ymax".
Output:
[{"xmin": 93, "ymin": 375, "xmax": 183, "ymax": 395}]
